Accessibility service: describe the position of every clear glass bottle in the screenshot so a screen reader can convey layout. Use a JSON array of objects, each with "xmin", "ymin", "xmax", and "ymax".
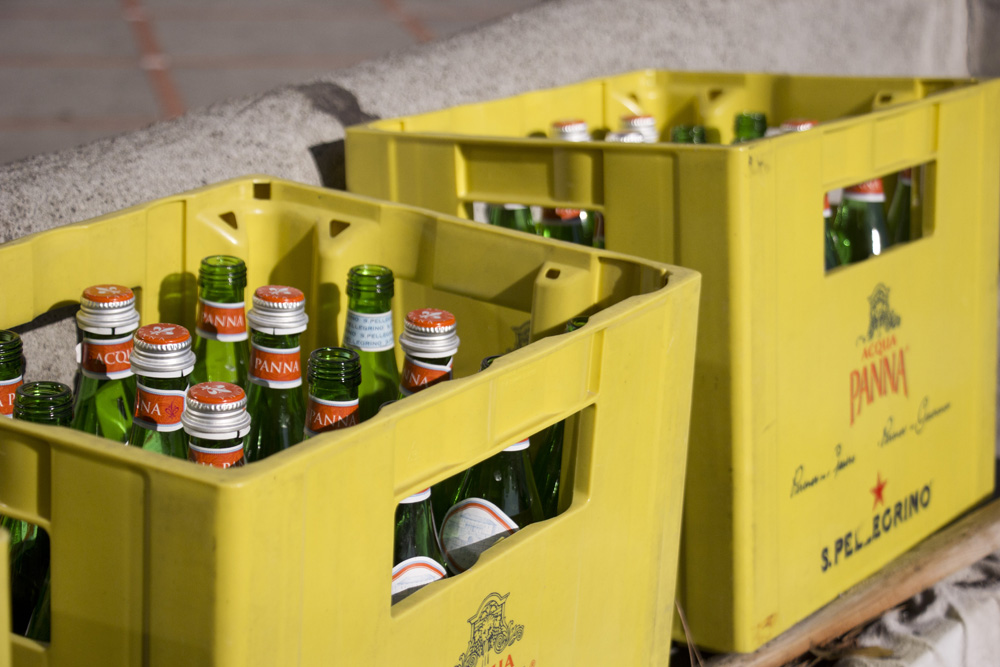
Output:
[
  {"xmin": 127, "ymin": 323, "xmax": 195, "ymax": 459},
  {"xmin": 834, "ymin": 179, "xmax": 891, "ymax": 264},
  {"xmin": 398, "ymin": 308, "xmax": 459, "ymax": 398},
  {"xmin": 305, "ymin": 347, "xmax": 362, "ymax": 437},
  {"xmin": 539, "ymin": 119, "xmax": 596, "ymax": 247},
  {"xmin": 392, "ymin": 488, "xmax": 447, "ymax": 604},
  {"xmin": 532, "ymin": 316, "xmax": 589, "ymax": 519},
  {"xmin": 182, "ymin": 382, "xmax": 251, "ymax": 469},
  {"xmin": 243, "ymin": 286, "xmax": 308, "ymax": 462},
  {"xmin": 732, "ymin": 112, "xmax": 767, "ymax": 143},
  {"xmin": 71, "ymin": 284, "xmax": 140, "ymax": 442},
  {"xmin": 190, "ymin": 256, "xmax": 250, "ymax": 389},
  {"xmin": 343, "ymin": 265, "xmax": 399, "ymax": 421},
  {"xmin": 11, "ymin": 381, "xmax": 73, "ymax": 641},
  {"xmin": 438, "ymin": 356, "xmax": 544, "ymax": 574},
  {"xmin": 0, "ymin": 330, "xmax": 25, "ymax": 418}
]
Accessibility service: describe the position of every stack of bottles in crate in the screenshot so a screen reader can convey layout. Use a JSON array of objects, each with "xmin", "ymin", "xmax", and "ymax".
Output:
[{"xmin": 1, "ymin": 253, "xmax": 590, "ymax": 641}]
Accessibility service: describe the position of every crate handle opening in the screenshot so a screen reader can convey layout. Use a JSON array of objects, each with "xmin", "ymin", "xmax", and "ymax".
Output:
[
  {"xmin": 329, "ymin": 220, "xmax": 350, "ymax": 238},
  {"xmin": 545, "ymin": 268, "xmax": 561, "ymax": 280},
  {"xmin": 219, "ymin": 212, "xmax": 238, "ymax": 230}
]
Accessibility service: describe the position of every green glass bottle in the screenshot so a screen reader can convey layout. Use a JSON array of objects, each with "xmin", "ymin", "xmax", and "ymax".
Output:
[
  {"xmin": 71, "ymin": 284, "xmax": 139, "ymax": 442},
  {"xmin": 532, "ymin": 316, "xmax": 588, "ymax": 519},
  {"xmin": 888, "ymin": 168, "xmax": 913, "ymax": 245},
  {"xmin": 304, "ymin": 347, "xmax": 361, "ymax": 437},
  {"xmin": 539, "ymin": 119, "xmax": 595, "ymax": 247},
  {"xmin": 670, "ymin": 125, "xmax": 707, "ymax": 144},
  {"xmin": 392, "ymin": 488, "xmax": 447, "ymax": 604},
  {"xmin": 438, "ymin": 356, "xmax": 544, "ymax": 574},
  {"xmin": 127, "ymin": 324, "xmax": 195, "ymax": 459},
  {"xmin": 11, "ymin": 381, "xmax": 72, "ymax": 641},
  {"xmin": 398, "ymin": 308, "xmax": 459, "ymax": 398},
  {"xmin": 243, "ymin": 286, "xmax": 308, "ymax": 462},
  {"xmin": 182, "ymin": 382, "xmax": 251, "ymax": 469},
  {"xmin": 833, "ymin": 179, "xmax": 891, "ymax": 264},
  {"xmin": 343, "ymin": 265, "xmax": 399, "ymax": 421},
  {"xmin": 824, "ymin": 194, "xmax": 843, "ymax": 271},
  {"xmin": 620, "ymin": 114, "xmax": 659, "ymax": 143},
  {"xmin": 190, "ymin": 256, "xmax": 250, "ymax": 389},
  {"xmin": 487, "ymin": 204, "xmax": 536, "ymax": 234},
  {"xmin": 0, "ymin": 330, "xmax": 25, "ymax": 418},
  {"xmin": 732, "ymin": 112, "xmax": 767, "ymax": 143}
]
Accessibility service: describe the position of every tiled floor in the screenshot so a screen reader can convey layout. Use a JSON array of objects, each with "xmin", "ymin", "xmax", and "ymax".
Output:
[{"xmin": 0, "ymin": 0, "xmax": 545, "ymax": 165}]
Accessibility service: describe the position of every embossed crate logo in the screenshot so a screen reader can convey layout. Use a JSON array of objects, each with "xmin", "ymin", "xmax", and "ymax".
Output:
[
  {"xmin": 862, "ymin": 283, "xmax": 900, "ymax": 343},
  {"xmin": 454, "ymin": 592, "xmax": 525, "ymax": 667}
]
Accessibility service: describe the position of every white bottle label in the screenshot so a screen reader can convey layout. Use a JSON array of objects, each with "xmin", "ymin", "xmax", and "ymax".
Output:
[
  {"xmin": 440, "ymin": 498, "xmax": 519, "ymax": 574},
  {"xmin": 343, "ymin": 310, "xmax": 394, "ymax": 352},
  {"xmin": 391, "ymin": 556, "xmax": 446, "ymax": 601}
]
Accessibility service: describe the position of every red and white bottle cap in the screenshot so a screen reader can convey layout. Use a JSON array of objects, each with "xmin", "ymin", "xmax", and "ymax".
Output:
[
  {"xmin": 823, "ymin": 193, "xmax": 832, "ymax": 217},
  {"xmin": 552, "ymin": 119, "xmax": 590, "ymax": 142},
  {"xmin": 77, "ymin": 284, "xmax": 141, "ymax": 335},
  {"xmin": 843, "ymin": 178, "xmax": 885, "ymax": 203},
  {"xmin": 399, "ymin": 308, "xmax": 460, "ymax": 358},
  {"xmin": 247, "ymin": 285, "xmax": 308, "ymax": 335},
  {"xmin": 779, "ymin": 118, "xmax": 818, "ymax": 132},
  {"xmin": 182, "ymin": 382, "xmax": 252, "ymax": 440},
  {"xmin": 131, "ymin": 323, "xmax": 195, "ymax": 378},
  {"xmin": 620, "ymin": 114, "xmax": 659, "ymax": 143}
]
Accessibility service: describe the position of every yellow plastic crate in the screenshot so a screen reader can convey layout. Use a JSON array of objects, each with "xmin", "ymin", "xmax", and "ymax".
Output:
[
  {"xmin": 0, "ymin": 176, "xmax": 700, "ymax": 666},
  {"xmin": 346, "ymin": 71, "xmax": 1000, "ymax": 652}
]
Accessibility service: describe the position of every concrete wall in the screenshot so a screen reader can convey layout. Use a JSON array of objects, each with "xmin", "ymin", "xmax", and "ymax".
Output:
[{"xmin": 0, "ymin": 0, "xmax": 980, "ymax": 384}]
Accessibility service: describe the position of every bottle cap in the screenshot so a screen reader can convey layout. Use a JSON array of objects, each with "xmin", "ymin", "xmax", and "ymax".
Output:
[
  {"xmin": 400, "ymin": 488, "xmax": 431, "ymax": 504},
  {"xmin": 620, "ymin": 114, "xmax": 659, "ymax": 142},
  {"xmin": 76, "ymin": 284, "xmax": 141, "ymax": 335},
  {"xmin": 605, "ymin": 131, "xmax": 645, "ymax": 144},
  {"xmin": 779, "ymin": 118, "xmax": 818, "ymax": 132},
  {"xmin": 823, "ymin": 193, "xmax": 832, "ymax": 216},
  {"xmin": 182, "ymin": 382, "xmax": 252, "ymax": 440},
  {"xmin": 843, "ymin": 178, "xmax": 886, "ymax": 202},
  {"xmin": 247, "ymin": 285, "xmax": 309, "ymax": 335},
  {"xmin": 552, "ymin": 119, "xmax": 590, "ymax": 142},
  {"xmin": 670, "ymin": 125, "xmax": 707, "ymax": 144},
  {"xmin": 399, "ymin": 308, "xmax": 459, "ymax": 358},
  {"xmin": 131, "ymin": 323, "xmax": 195, "ymax": 378},
  {"xmin": 734, "ymin": 112, "xmax": 768, "ymax": 142}
]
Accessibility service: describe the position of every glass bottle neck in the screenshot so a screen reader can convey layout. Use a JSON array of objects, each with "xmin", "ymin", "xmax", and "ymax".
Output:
[{"xmin": 347, "ymin": 293, "xmax": 392, "ymax": 315}]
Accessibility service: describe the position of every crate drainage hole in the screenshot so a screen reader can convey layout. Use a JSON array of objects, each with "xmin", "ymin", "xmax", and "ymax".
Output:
[
  {"xmin": 329, "ymin": 220, "xmax": 350, "ymax": 238},
  {"xmin": 253, "ymin": 182, "xmax": 271, "ymax": 200},
  {"xmin": 545, "ymin": 268, "xmax": 561, "ymax": 279}
]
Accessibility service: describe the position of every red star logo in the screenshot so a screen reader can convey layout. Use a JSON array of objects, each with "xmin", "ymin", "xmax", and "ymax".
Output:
[{"xmin": 871, "ymin": 473, "xmax": 887, "ymax": 510}]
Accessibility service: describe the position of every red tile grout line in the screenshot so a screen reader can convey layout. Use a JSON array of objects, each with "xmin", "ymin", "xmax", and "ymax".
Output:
[
  {"xmin": 376, "ymin": 0, "xmax": 434, "ymax": 43},
  {"xmin": 120, "ymin": 0, "xmax": 185, "ymax": 119}
]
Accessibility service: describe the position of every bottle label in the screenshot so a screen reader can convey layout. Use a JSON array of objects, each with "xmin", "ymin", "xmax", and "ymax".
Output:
[
  {"xmin": 133, "ymin": 384, "xmax": 185, "ymax": 432},
  {"xmin": 188, "ymin": 441, "xmax": 245, "ymax": 469},
  {"xmin": 250, "ymin": 343, "xmax": 302, "ymax": 389},
  {"xmin": 0, "ymin": 375, "xmax": 23, "ymax": 418},
  {"xmin": 81, "ymin": 335, "xmax": 134, "ymax": 380},
  {"xmin": 843, "ymin": 179, "xmax": 885, "ymax": 203},
  {"xmin": 343, "ymin": 310, "xmax": 394, "ymax": 352},
  {"xmin": 899, "ymin": 168, "xmax": 912, "ymax": 186},
  {"xmin": 391, "ymin": 556, "xmax": 446, "ymax": 599},
  {"xmin": 399, "ymin": 355, "xmax": 452, "ymax": 397},
  {"xmin": 196, "ymin": 299, "xmax": 248, "ymax": 342},
  {"xmin": 305, "ymin": 397, "xmax": 359, "ymax": 436},
  {"xmin": 440, "ymin": 498, "xmax": 519, "ymax": 573}
]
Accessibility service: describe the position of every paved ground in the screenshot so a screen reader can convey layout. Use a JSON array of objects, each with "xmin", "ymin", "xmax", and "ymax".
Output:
[{"xmin": 0, "ymin": 0, "xmax": 544, "ymax": 165}]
